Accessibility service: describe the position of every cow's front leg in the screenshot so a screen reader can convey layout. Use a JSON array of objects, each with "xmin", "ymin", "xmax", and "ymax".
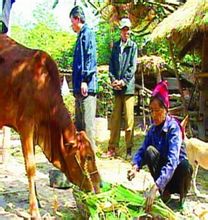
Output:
[{"xmin": 21, "ymin": 131, "xmax": 40, "ymax": 218}]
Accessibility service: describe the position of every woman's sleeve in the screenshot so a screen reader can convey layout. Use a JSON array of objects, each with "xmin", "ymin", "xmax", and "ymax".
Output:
[{"xmin": 132, "ymin": 130, "xmax": 151, "ymax": 169}]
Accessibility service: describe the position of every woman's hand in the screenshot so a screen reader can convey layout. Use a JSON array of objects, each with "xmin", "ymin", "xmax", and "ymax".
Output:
[
  {"xmin": 127, "ymin": 164, "xmax": 139, "ymax": 181},
  {"xmin": 145, "ymin": 183, "xmax": 158, "ymax": 212}
]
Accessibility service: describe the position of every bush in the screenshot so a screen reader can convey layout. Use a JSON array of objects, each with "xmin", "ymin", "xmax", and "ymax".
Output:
[
  {"xmin": 97, "ymin": 71, "xmax": 113, "ymax": 117},
  {"xmin": 63, "ymin": 93, "xmax": 75, "ymax": 120}
]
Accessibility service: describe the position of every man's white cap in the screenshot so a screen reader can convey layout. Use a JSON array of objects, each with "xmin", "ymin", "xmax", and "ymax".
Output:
[{"xmin": 119, "ymin": 18, "xmax": 131, "ymax": 29}]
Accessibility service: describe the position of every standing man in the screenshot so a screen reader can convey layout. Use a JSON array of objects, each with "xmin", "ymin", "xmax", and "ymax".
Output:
[
  {"xmin": 0, "ymin": 0, "xmax": 15, "ymax": 33},
  {"xmin": 70, "ymin": 6, "xmax": 97, "ymax": 151},
  {"xmin": 107, "ymin": 18, "xmax": 137, "ymax": 159}
]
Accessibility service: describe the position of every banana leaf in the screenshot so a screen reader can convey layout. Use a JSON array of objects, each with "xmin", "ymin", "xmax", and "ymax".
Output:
[{"xmin": 73, "ymin": 183, "xmax": 176, "ymax": 220}]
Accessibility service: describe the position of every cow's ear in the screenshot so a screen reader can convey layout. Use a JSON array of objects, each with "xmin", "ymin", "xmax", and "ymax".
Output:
[
  {"xmin": 77, "ymin": 132, "xmax": 81, "ymax": 141},
  {"xmin": 79, "ymin": 131, "xmax": 88, "ymax": 141}
]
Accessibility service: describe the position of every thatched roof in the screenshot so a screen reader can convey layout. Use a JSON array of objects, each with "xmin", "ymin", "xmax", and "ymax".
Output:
[
  {"xmin": 150, "ymin": 0, "xmax": 208, "ymax": 55},
  {"xmin": 81, "ymin": 0, "xmax": 182, "ymax": 33},
  {"xmin": 100, "ymin": 3, "xmax": 158, "ymax": 32},
  {"xmin": 136, "ymin": 55, "xmax": 172, "ymax": 89},
  {"xmin": 137, "ymin": 55, "xmax": 168, "ymax": 75},
  {"xmin": 136, "ymin": 55, "xmax": 194, "ymax": 89}
]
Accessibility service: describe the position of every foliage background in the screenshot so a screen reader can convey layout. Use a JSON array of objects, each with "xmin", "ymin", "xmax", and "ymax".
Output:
[{"xmin": 9, "ymin": 0, "xmax": 200, "ymax": 117}]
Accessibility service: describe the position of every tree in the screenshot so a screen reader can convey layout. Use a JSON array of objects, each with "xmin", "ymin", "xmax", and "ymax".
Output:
[{"xmin": 10, "ymin": 0, "xmax": 77, "ymax": 70}]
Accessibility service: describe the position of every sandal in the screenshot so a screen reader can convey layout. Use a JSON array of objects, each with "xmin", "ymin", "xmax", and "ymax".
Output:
[{"xmin": 101, "ymin": 149, "xmax": 116, "ymax": 158}]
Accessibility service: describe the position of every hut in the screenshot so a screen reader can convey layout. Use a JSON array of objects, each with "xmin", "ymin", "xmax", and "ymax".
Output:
[
  {"xmin": 135, "ymin": 55, "xmax": 193, "ymax": 120},
  {"xmin": 150, "ymin": 0, "xmax": 208, "ymax": 140}
]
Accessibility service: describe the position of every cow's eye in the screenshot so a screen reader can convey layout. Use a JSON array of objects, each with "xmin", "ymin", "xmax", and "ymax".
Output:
[{"xmin": 86, "ymin": 155, "xmax": 92, "ymax": 161}]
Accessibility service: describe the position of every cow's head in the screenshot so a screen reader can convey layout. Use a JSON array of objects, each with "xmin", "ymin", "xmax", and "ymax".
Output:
[{"xmin": 62, "ymin": 131, "xmax": 101, "ymax": 193}]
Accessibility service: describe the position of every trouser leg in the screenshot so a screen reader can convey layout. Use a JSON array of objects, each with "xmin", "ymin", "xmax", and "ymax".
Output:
[
  {"xmin": 75, "ymin": 97, "xmax": 85, "ymax": 131},
  {"xmin": 75, "ymin": 95, "xmax": 97, "ymax": 151},
  {"xmin": 83, "ymin": 95, "xmax": 97, "ymax": 150},
  {"xmin": 144, "ymin": 146, "xmax": 193, "ymax": 204},
  {"xmin": 144, "ymin": 145, "xmax": 163, "ymax": 181},
  {"xmin": 0, "ymin": 22, "xmax": 8, "ymax": 33},
  {"xmin": 166, "ymin": 159, "xmax": 193, "ymax": 205},
  {"xmin": 124, "ymin": 95, "xmax": 134, "ymax": 154},
  {"xmin": 108, "ymin": 95, "xmax": 123, "ymax": 151}
]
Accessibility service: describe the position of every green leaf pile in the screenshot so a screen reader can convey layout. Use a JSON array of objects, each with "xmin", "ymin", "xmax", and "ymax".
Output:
[{"xmin": 73, "ymin": 183, "xmax": 176, "ymax": 220}]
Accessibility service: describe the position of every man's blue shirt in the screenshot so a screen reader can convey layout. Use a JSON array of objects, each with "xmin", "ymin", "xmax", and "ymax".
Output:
[
  {"xmin": 72, "ymin": 24, "xmax": 97, "ymax": 95},
  {"xmin": 133, "ymin": 115, "xmax": 187, "ymax": 192}
]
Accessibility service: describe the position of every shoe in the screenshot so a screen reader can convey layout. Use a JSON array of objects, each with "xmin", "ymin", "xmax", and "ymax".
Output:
[
  {"xmin": 125, "ymin": 147, "xmax": 132, "ymax": 160},
  {"xmin": 126, "ymin": 147, "xmax": 132, "ymax": 155},
  {"xmin": 101, "ymin": 149, "xmax": 116, "ymax": 158},
  {"xmin": 125, "ymin": 153, "xmax": 132, "ymax": 160},
  {"xmin": 161, "ymin": 190, "xmax": 171, "ymax": 203}
]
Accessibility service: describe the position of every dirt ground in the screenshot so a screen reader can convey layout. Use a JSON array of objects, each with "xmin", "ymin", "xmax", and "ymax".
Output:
[{"xmin": 0, "ymin": 133, "xmax": 208, "ymax": 219}]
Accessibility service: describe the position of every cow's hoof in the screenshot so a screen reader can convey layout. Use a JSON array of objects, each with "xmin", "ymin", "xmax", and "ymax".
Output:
[
  {"xmin": 30, "ymin": 210, "xmax": 41, "ymax": 220},
  {"xmin": 31, "ymin": 214, "xmax": 41, "ymax": 220}
]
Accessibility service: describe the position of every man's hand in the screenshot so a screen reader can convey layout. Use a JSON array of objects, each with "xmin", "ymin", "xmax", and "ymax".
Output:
[
  {"xmin": 127, "ymin": 164, "xmax": 139, "ymax": 181},
  {"xmin": 111, "ymin": 80, "xmax": 125, "ymax": 90},
  {"xmin": 111, "ymin": 80, "xmax": 120, "ymax": 90},
  {"xmin": 81, "ymin": 82, "xmax": 88, "ymax": 97},
  {"xmin": 118, "ymin": 80, "xmax": 125, "ymax": 87},
  {"xmin": 111, "ymin": 80, "xmax": 119, "ymax": 87},
  {"xmin": 145, "ymin": 183, "xmax": 158, "ymax": 212}
]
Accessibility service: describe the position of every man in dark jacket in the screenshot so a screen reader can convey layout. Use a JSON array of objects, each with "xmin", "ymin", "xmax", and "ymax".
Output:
[
  {"xmin": 70, "ymin": 6, "xmax": 97, "ymax": 151},
  {"xmin": 107, "ymin": 18, "xmax": 137, "ymax": 158}
]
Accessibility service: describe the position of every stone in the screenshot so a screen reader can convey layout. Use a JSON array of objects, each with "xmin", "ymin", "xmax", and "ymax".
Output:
[{"xmin": 48, "ymin": 169, "xmax": 71, "ymax": 189}]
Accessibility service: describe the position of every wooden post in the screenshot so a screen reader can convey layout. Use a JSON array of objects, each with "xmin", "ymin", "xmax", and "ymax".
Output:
[
  {"xmin": 168, "ymin": 40, "xmax": 187, "ymax": 115},
  {"xmin": 141, "ymin": 70, "xmax": 146, "ymax": 130},
  {"xmin": 198, "ymin": 32, "xmax": 208, "ymax": 141}
]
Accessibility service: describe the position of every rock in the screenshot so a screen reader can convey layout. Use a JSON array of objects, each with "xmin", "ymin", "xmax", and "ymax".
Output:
[
  {"xmin": 95, "ymin": 117, "xmax": 109, "ymax": 142},
  {"xmin": 42, "ymin": 212, "xmax": 56, "ymax": 220},
  {"xmin": 14, "ymin": 209, "xmax": 30, "ymax": 219},
  {"xmin": 0, "ymin": 196, "xmax": 6, "ymax": 208},
  {"xmin": 48, "ymin": 169, "xmax": 71, "ymax": 188},
  {"xmin": 0, "ymin": 207, "xmax": 6, "ymax": 214},
  {"xmin": 0, "ymin": 207, "xmax": 23, "ymax": 220},
  {"xmin": 5, "ymin": 203, "xmax": 15, "ymax": 211}
]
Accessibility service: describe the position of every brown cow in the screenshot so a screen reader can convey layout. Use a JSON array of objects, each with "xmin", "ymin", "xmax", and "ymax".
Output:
[{"xmin": 0, "ymin": 34, "xmax": 101, "ymax": 218}]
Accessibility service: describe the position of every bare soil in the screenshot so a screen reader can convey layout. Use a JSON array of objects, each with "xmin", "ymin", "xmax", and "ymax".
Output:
[{"xmin": 0, "ymin": 136, "xmax": 208, "ymax": 219}]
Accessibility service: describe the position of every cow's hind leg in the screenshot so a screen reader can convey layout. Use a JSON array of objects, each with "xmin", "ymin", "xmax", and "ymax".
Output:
[
  {"xmin": 20, "ymin": 129, "xmax": 40, "ymax": 218},
  {"xmin": 192, "ymin": 163, "xmax": 200, "ymax": 196}
]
